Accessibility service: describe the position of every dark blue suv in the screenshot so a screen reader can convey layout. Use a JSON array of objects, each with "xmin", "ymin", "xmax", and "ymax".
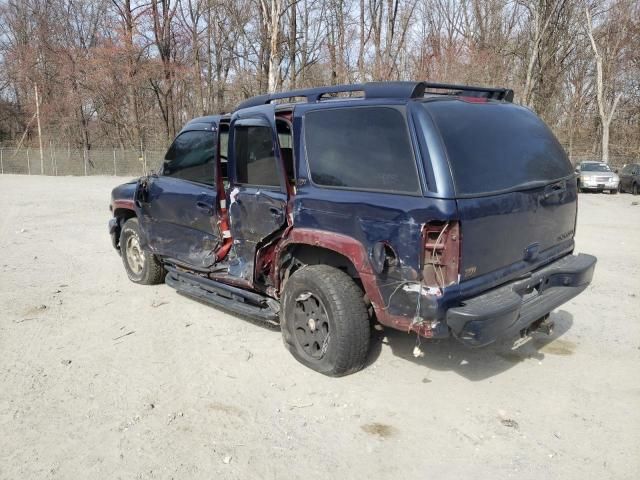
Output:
[{"xmin": 109, "ymin": 81, "xmax": 596, "ymax": 376}]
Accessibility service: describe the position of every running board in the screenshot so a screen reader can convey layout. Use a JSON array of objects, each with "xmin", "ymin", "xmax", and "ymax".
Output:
[{"xmin": 164, "ymin": 267, "xmax": 279, "ymax": 325}]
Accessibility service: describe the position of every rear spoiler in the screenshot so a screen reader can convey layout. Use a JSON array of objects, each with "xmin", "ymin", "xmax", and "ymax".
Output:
[{"xmin": 422, "ymin": 82, "xmax": 514, "ymax": 102}]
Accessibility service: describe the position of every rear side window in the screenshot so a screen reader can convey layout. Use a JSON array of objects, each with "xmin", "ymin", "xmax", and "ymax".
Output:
[
  {"xmin": 304, "ymin": 107, "xmax": 420, "ymax": 194},
  {"xmin": 422, "ymin": 101, "xmax": 573, "ymax": 195},
  {"xmin": 234, "ymin": 125, "xmax": 280, "ymax": 187},
  {"xmin": 163, "ymin": 130, "xmax": 216, "ymax": 185}
]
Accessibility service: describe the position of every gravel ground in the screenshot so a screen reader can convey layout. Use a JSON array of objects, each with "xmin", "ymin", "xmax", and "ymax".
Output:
[{"xmin": 0, "ymin": 174, "xmax": 639, "ymax": 480}]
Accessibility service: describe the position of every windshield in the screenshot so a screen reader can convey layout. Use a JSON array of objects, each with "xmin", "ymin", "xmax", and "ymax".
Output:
[
  {"xmin": 580, "ymin": 163, "xmax": 610, "ymax": 172},
  {"xmin": 420, "ymin": 100, "xmax": 573, "ymax": 196}
]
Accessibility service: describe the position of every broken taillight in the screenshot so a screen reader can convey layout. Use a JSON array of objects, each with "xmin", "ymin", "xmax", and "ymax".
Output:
[{"xmin": 421, "ymin": 221, "xmax": 460, "ymax": 288}]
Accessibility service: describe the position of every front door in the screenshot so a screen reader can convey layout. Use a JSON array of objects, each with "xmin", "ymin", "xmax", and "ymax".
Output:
[
  {"xmin": 136, "ymin": 127, "xmax": 221, "ymax": 270},
  {"xmin": 227, "ymin": 105, "xmax": 289, "ymax": 283}
]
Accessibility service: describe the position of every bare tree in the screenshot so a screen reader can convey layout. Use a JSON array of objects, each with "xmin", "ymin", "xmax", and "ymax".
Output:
[{"xmin": 585, "ymin": 2, "xmax": 626, "ymax": 163}]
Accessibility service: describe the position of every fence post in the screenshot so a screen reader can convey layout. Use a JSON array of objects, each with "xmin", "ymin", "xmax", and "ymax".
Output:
[
  {"xmin": 49, "ymin": 141, "xmax": 54, "ymax": 176},
  {"xmin": 143, "ymin": 150, "xmax": 148, "ymax": 176},
  {"xmin": 0, "ymin": 148, "xmax": 3, "ymax": 174},
  {"xmin": 27, "ymin": 148, "xmax": 31, "ymax": 175},
  {"xmin": 113, "ymin": 149, "xmax": 117, "ymax": 176}
]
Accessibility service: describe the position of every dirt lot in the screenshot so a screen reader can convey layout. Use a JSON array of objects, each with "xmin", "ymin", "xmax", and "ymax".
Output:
[{"xmin": 0, "ymin": 175, "xmax": 639, "ymax": 479}]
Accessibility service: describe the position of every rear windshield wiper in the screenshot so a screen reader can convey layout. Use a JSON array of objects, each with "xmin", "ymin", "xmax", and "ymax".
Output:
[{"xmin": 456, "ymin": 174, "xmax": 575, "ymax": 198}]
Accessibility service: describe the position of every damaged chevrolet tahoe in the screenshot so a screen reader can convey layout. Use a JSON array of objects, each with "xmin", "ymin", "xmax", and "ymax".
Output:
[{"xmin": 109, "ymin": 81, "xmax": 596, "ymax": 376}]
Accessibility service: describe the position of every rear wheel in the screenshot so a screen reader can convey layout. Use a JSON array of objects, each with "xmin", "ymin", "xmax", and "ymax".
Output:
[
  {"xmin": 280, "ymin": 265, "xmax": 370, "ymax": 376},
  {"xmin": 120, "ymin": 218, "xmax": 164, "ymax": 285}
]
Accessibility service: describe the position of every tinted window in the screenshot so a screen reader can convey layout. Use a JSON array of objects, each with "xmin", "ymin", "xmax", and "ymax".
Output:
[
  {"xmin": 422, "ymin": 101, "xmax": 573, "ymax": 195},
  {"xmin": 163, "ymin": 130, "xmax": 215, "ymax": 185},
  {"xmin": 621, "ymin": 164, "xmax": 634, "ymax": 174},
  {"xmin": 304, "ymin": 107, "xmax": 420, "ymax": 194},
  {"xmin": 234, "ymin": 125, "xmax": 280, "ymax": 187},
  {"xmin": 581, "ymin": 163, "xmax": 610, "ymax": 172}
]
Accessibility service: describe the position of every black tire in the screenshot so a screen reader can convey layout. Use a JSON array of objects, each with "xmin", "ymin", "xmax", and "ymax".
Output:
[
  {"xmin": 280, "ymin": 265, "xmax": 370, "ymax": 376},
  {"xmin": 610, "ymin": 188, "xmax": 618, "ymax": 195},
  {"xmin": 634, "ymin": 183, "xmax": 639, "ymax": 196},
  {"xmin": 618, "ymin": 183, "xmax": 624, "ymax": 193},
  {"xmin": 120, "ymin": 217, "xmax": 164, "ymax": 285}
]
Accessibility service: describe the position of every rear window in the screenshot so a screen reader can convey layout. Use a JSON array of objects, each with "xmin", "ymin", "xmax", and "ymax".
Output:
[
  {"xmin": 422, "ymin": 101, "xmax": 573, "ymax": 195},
  {"xmin": 304, "ymin": 107, "xmax": 420, "ymax": 194}
]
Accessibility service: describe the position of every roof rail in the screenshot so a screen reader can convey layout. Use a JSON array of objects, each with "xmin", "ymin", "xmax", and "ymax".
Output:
[{"xmin": 234, "ymin": 81, "xmax": 513, "ymax": 111}]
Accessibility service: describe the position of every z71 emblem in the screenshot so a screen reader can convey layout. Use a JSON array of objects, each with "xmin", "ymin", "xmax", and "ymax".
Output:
[{"xmin": 464, "ymin": 266, "xmax": 477, "ymax": 277}]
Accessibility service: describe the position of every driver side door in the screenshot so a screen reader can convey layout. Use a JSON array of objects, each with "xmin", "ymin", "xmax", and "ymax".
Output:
[{"xmin": 136, "ymin": 128, "xmax": 222, "ymax": 270}]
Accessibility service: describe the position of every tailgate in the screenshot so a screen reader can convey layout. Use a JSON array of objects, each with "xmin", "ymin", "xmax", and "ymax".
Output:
[
  {"xmin": 419, "ymin": 99, "xmax": 577, "ymax": 283},
  {"xmin": 457, "ymin": 182, "xmax": 577, "ymax": 280}
]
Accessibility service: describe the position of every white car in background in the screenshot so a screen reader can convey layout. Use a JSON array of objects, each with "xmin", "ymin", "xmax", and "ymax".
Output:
[{"xmin": 575, "ymin": 161, "xmax": 619, "ymax": 194}]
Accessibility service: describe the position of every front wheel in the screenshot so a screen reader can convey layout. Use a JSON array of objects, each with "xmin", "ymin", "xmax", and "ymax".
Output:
[
  {"xmin": 634, "ymin": 183, "xmax": 639, "ymax": 196},
  {"xmin": 120, "ymin": 218, "xmax": 165, "ymax": 285},
  {"xmin": 280, "ymin": 265, "xmax": 370, "ymax": 376}
]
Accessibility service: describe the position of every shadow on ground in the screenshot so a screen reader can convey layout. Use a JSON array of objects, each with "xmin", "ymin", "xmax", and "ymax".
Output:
[{"xmin": 367, "ymin": 310, "xmax": 575, "ymax": 381}]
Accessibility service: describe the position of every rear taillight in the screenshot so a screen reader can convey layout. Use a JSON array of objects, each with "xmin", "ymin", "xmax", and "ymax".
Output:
[{"xmin": 421, "ymin": 221, "xmax": 460, "ymax": 288}]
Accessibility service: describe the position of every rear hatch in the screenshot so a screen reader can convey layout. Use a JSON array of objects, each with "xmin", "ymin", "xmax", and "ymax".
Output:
[{"xmin": 422, "ymin": 99, "xmax": 577, "ymax": 284}]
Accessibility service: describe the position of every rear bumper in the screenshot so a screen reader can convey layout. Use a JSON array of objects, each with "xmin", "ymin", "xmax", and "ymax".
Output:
[{"xmin": 446, "ymin": 253, "xmax": 596, "ymax": 346}]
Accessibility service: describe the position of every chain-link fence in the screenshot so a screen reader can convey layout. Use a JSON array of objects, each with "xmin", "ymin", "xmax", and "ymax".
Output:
[
  {"xmin": 0, "ymin": 144, "xmax": 636, "ymax": 177},
  {"xmin": 0, "ymin": 147, "xmax": 166, "ymax": 177}
]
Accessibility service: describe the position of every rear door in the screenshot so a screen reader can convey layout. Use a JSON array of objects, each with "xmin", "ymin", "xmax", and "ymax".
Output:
[
  {"xmin": 420, "ymin": 100, "xmax": 577, "ymax": 283},
  {"xmin": 227, "ymin": 105, "xmax": 289, "ymax": 283},
  {"xmin": 136, "ymin": 128, "xmax": 221, "ymax": 269}
]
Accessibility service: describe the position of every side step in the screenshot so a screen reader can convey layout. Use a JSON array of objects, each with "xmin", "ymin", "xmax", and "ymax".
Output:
[{"xmin": 164, "ymin": 267, "xmax": 279, "ymax": 325}]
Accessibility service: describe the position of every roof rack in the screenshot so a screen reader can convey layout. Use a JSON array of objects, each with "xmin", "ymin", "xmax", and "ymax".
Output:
[{"xmin": 234, "ymin": 81, "xmax": 514, "ymax": 111}]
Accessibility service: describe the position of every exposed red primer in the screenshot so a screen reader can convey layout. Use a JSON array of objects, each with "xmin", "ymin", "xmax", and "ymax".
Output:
[
  {"xmin": 273, "ymin": 228, "xmax": 433, "ymax": 337},
  {"xmin": 212, "ymin": 124, "xmax": 233, "ymax": 263},
  {"xmin": 112, "ymin": 198, "xmax": 135, "ymax": 211}
]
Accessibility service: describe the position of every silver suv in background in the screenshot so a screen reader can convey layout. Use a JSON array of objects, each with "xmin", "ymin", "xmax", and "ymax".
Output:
[{"xmin": 576, "ymin": 161, "xmax": 619, "ymax": 194}]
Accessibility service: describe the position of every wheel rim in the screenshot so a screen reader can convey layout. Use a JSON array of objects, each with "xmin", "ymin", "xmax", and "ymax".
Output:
[
  {"xmin": 292, "ymin": 292, "xmax": 330, "ymax": 360},
  {"xmin": 126, "ymin": 233, "xmax": 145, "ymax": 274}
]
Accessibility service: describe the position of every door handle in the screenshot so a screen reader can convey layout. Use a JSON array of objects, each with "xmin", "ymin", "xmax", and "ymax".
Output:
[
  {"xmin": 269, "ymin": 207, "xmax": 282, "ymax": 217},
  {"xmin": 543, "ymin": 182, "xmax": 566, "ymax": 198},
  {"xmin": 196, "ymin": 201, "xmax": 214, "ymax": 214}
]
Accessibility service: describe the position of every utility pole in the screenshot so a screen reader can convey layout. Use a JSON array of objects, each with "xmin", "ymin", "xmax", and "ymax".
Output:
[{"xmin": 35, "ymin": 84, "xmax": 44, "ymax": 174}]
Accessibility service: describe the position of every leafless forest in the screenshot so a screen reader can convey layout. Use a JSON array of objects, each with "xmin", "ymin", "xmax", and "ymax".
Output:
[{"xmin": 0, "ymin": 0, "xmax": 638, "ymax": 169}]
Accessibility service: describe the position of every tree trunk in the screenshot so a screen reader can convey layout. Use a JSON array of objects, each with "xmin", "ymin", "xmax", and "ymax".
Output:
[{"xmin": 267, "ymin": 0, "xmax": 282, "ymax": 93}]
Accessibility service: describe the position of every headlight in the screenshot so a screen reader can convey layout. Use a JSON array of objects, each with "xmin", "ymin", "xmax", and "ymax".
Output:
[
  {"xmin": 612, "ymin": 175, "xmax": 620, "ymax": 183},
  {"xmin": 581, "ymin": 175, "xmax": 592, "ymax": 182}
]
